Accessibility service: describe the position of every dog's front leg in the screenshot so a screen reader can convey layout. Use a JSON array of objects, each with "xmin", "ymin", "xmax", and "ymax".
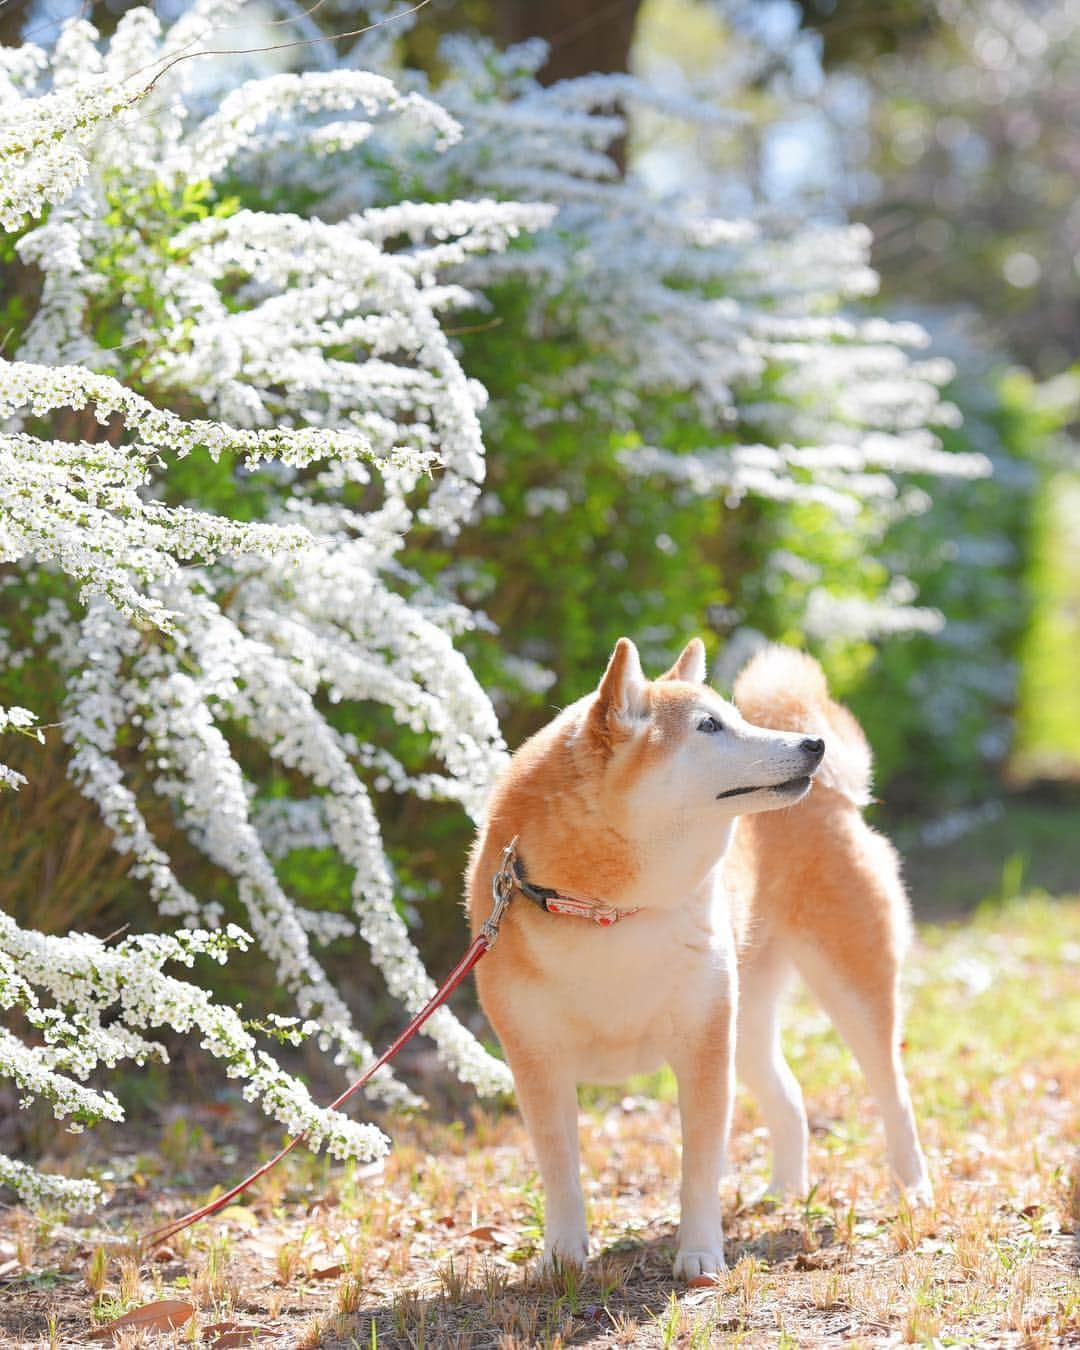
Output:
[
  {"xmin": 512, "ymin": 1051, "xmax": 588, "ymax": 1268},
  {"xmin": 671, "ymin": 1001, "xmax": 735, "ymax": 1280}
]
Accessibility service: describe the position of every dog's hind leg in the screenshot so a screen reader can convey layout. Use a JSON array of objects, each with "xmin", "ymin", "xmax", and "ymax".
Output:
[
  {"xmin": 736, "ymin": 941, "xmax": 809, "ymax": 1198},
  {"xmin": 791, "ymin": 938, "xmax": 931, "ymax": 1205}
]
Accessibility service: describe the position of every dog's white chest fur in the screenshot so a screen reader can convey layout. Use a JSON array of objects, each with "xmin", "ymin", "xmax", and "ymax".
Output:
[{"xmin": 514, "ymin": 870, "xmax": 736, "ymax": 1083}]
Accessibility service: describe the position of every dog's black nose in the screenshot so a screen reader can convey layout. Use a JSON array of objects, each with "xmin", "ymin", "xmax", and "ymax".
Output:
[{"xmin": 801, "ymin": 737, "xmax": 825, "ymax": 761}]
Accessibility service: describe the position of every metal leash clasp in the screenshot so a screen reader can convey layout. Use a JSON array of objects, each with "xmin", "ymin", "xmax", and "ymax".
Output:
[{"xmin": 481, "ymin": 835, "xmax": 519, "ymax": 948}]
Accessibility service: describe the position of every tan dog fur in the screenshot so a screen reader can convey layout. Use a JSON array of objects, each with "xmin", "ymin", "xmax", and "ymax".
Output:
[
  {"xmin": 727, "ymin": 646, "xmax": 930, "ymax": 1206},
  {"xmin": 468, "ymin": 637, "xmax": 929, "ymax": 1278}
]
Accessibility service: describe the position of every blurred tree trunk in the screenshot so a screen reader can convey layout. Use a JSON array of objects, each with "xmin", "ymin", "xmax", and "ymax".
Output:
[
  {"xmin": 500, "ymin": 0, "xmax": 641, "ymax": 82},
  {"xmin": 499, "ymin": 0, "xmax": 642, "ymax": 169},
  {"xmin": 0, "ymin": 0, "xmax": 27, "ymax": 48}
]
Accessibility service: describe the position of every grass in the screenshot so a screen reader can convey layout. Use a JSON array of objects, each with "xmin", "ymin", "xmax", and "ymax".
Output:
[{"xmin": 1, "ymin": 892, "xmax": 1078, "ymax": 1347}]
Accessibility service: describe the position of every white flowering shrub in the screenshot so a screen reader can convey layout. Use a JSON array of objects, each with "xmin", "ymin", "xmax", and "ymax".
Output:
[
  {"xmin": 299, "ymin": 33, "xmax": 993, "ymax": 745},
  {"xmin": 0, "ymin": 1, "xmax": 1019, "ymax": 1211},
  {"xmin": 0, "ymin": 913, "xmax": 389, "ymax": 1210},
  {"xmin": 418, "ymin": 40, "xmax": 988, "ymax": 623},
  {"xmin": 394, "ymin": 26, "xmax": 1050, "ymax": 804},
  {"xmin": 2, "ymin": 1, "xmax": 536, "ymax": 1209}
]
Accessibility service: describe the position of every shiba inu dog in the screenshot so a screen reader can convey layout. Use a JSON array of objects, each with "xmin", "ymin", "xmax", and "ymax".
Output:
[{"xmin": 468, "ymin": 637, "xmax": 929, "ymax": 1279}]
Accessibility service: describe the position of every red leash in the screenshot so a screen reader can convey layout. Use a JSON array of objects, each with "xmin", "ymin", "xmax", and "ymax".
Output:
[
  {"xmin": 142, "ymin": 835, "xmax": 612, "ymax": 1250},
  {"xmin": 143, "ymin": 931, "xmax": 493, "ymax": 1249}
]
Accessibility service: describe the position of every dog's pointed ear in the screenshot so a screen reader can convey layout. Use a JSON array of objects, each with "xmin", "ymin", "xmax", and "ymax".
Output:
[
  {"xmin": 658, "ymin": 638, "xmax": 707, "ymax": 685},
  {"xmin": 596, "ymin": 637, "xmax": 648, "ymax": 722}
]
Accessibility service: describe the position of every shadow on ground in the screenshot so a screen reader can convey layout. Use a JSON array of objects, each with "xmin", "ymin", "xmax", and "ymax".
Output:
[{"xmin": 342, "ymin": 1215, "xmax": 866, "ymax": 1349}]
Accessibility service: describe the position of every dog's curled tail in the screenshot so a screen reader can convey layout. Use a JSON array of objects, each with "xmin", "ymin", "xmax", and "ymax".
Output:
[{"xmin": 733, "ymin": 644, "xmax": 874, "ymax": 808}]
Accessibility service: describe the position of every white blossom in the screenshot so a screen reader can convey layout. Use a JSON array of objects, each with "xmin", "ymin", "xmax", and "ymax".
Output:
[
  {"xmin": 0, "ymin": 911, "xmax": 390, "ymax": 1211},
  {"xmin": 0, "ymin": 703, "xmax": 43, "ymax": 790}
]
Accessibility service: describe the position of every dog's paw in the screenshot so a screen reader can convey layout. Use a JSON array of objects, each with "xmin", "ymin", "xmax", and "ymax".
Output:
[
  {"xmin": 900, "ymin": 1175, "xmax": 934, "ymax": 1208},
  {"xmin": 540, "ymin": 1232, "xmax": 589, "ymax": 1273},
  {"xmin": 742, "ymin": 1179, "xmax": 802, "ymax": 1211},
  {"xmin": 768, "ymin": 1175, "xmax": 809, "ymax": 1202},
  {"xmin": 673, "ymin": 1244, "xmax": 726, "ymax": 1282}
]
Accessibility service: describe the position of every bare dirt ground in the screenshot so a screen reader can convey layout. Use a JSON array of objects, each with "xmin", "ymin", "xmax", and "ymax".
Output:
[{"xmin": 2, "ymin": 895, "xmax": 1078, "ymax": 1348}]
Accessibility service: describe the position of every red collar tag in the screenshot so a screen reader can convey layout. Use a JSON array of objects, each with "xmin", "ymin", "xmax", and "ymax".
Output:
[{"xmin": 545, "ymin": 895, "xmax": 639, "ymax": 925}]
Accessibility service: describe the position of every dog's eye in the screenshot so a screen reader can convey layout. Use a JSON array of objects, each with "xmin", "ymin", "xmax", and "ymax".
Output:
[{"xmin": 697, "ymin": 715, "xmax": 723, "ymax": 734}]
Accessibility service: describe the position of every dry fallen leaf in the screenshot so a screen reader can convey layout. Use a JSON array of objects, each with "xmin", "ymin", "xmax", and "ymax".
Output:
[
  {"xmin": 308, "ymin": 1263, "xmax": 345, "ymax": 1280},
  {"xmin": 687, "ymin": 1274, "xmax": 722, "ymax": 1289},
  {"xmin": 463, "ymin": 1224, "xmax": 515, "ymax": 1247},
  {"xmin": 0, "ymin": 1258, "xmax": 20, "ymax": 1278},
  {"xmin": 88, "ymin": 1299, "xmax": 195, "ymax": 1340}
]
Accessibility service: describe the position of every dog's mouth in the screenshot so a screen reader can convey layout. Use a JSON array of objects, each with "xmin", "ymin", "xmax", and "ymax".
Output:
[{"xmin": 716, "ymin": 774, "xmax": 812, "ymax": 801}]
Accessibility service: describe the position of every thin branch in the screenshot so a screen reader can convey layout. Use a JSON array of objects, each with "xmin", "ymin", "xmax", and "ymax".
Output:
[{"xmin": 132, "ymin": 1, "xmax": 432, "ymax": 97}]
